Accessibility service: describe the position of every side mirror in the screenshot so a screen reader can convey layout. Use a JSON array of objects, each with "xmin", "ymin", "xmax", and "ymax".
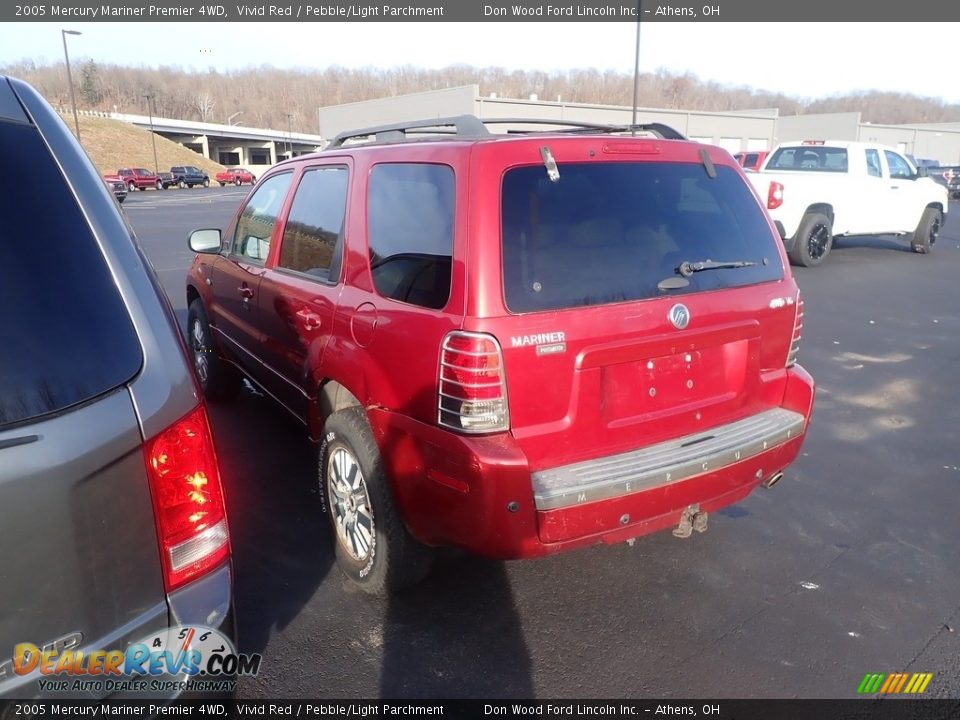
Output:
[
  {"xmin": 774, "ymin": 220, "xmax": 787, "ymax": 242},
  {"xmin": 188, "ymin": 228, "xmax": 222, "ymax": 254},
  {"xmin": 917, "ymin": 166, "xmax": 929, "ymax": 178}
]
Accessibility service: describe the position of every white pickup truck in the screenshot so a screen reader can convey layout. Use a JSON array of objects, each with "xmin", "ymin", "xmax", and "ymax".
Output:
[{"xmin": 748, "ymin": 140, "xmax": 948, "ymax": 267}]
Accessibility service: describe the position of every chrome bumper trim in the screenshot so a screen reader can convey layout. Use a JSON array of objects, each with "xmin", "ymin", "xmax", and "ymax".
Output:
[{"xmin": 532, "ymin": 408, "xmax": 805, "ymax": 510}]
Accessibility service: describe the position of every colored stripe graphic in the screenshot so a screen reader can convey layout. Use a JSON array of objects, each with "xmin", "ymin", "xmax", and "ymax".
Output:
[{"xmin": 859, "ymin": 672, "xmax": 933, "ymax": 694}]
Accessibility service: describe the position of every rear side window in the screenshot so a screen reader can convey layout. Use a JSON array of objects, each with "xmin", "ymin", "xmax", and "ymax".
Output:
[
  {"xmin": 279, "ymin": 166, "xmax": 348, "ymax": 281},
  {"xmin": 501, "ymin": 162, "xmax": 784, "ymax": 313},
  {"xmin": 0, "ymin": 121, "xmax": 142, "ymax": 429},
  {"xmin": 367, "ymin": 163, "xmax": 454, "ymax": 310}
]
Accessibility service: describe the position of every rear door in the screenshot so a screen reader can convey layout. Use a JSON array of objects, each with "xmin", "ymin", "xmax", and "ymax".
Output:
[
  {"xmin": 0, "ymin": 109, "xmax": 167, "ymax": 695},
  {"xmin": 257, "ymin": 162, "xmax": 350, "ymax": 417},
  {"xmin": 479, "ymin": 141, "xmax": 797, "ymax": 470}
]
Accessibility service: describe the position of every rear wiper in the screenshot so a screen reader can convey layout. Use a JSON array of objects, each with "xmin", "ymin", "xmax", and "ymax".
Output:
[{"xmin": 677, "ymin": 259, "xmax": 758, "ymax": 277}]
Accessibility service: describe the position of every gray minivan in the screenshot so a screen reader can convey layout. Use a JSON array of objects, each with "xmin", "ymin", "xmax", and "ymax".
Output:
[{"xmin": 0, "ymin": 77, "xmax": 234, "ymax": 698}]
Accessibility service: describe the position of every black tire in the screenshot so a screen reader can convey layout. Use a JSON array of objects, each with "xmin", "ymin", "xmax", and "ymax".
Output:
[
  {"xmin": 234, "ymin": 177, "xmax": 241, "ymax": 186},
  {"xmin": 178, "ymin": 179, "xmax": 186, "ymax": 189},
  {"xmin": 117, "ymin": 196, "xmax": 125, "ymax": 204},
  {"xmin": 128, "ymin": 181, "xmax": 136, "ymax": 192},
  {"xmin": 203, "ymin": 178, "xmax": 210, "ymax": 188},
  {"xmin": 320, "ymin": 407, "xmax": 434, "ymax": 595},
  {"xmin": 250, "ymin": 176, "xmax": 256, "ymax": 183},
  {"xmin": 218, "ymin": 181, "xmax": 225, "ymax": 187},
  {"xmin": 187, "ymin": 299, "xmax": 242, "ymax": 402},
  {"xmin": 788, "ymin": 212, "xmax": 833, "ymax": 268},
  {"xmin": 156, "ymin": 179, "xmax": 163, "ymax": 190},
  {"xmin": 911, "ymin": 207, "xmax": 941, "ymax": 254}
]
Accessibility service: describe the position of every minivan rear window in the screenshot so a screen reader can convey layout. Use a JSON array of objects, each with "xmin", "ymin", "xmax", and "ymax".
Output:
[
  {"xmin": 0, "ymin": 121, "xmax": 142, "ymax": 429},
  {"xmin": 501, "ymin": 162, "xmax": 783, "ymax": 313}
]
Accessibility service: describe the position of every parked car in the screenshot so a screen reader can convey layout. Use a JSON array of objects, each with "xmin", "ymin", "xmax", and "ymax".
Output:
[
  {"xmin": 186, "ymin": 115, "xmax": 815, "ymax": 595},
  {"xmin": 171, "ymin": 165, "xmax": 210, "ymax": 188},
  {"xmin": 748, "ymin": 140, "xmax": 948, "ymax": 266},
  {"xmin": 102, "ymin": 173, "xmax": 128, "ymax": 203},
  {"xmin": 156, "ymin": 171, "xmax": 176, "ymax": 189},
  {"xmin": 215, "ymin": 167, "xmax": 256, "ymax": 186},
  {"xmin": 0, "ymin": 76, "xmax": 235, "ymax": 697},
  {"xmin": 948, "ymin": 173, "xmax": 960, "ymax": 200},
  {"xmin": 734, "ymin": 150, "xmax": 768, "ymax": 172},
  {"xmin": 117, "ymin": 166, "xmax": 161, "ymax": 191}
]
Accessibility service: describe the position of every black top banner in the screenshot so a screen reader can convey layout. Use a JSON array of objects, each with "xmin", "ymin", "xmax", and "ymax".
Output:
[
  {"xmin": 3, "ymin": 700, "xmax": 960, "ymax": 720},
  {"xmin": 1, "ymin": 0, "xmax": 954, "ymax": 22}
]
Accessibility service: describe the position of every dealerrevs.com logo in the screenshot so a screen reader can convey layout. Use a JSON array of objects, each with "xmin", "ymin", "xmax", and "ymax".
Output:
[{"xmin": 7, "ymin": 625, "xmax": 260, "ymax": 694}]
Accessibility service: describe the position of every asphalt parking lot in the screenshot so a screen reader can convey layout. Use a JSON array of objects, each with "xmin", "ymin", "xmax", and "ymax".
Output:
[{"xmin": 125, "ymin": 186, "xmax": 960, "ymax": 699}]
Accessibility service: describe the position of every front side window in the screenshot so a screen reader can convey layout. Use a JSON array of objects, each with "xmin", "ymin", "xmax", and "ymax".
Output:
[
  {"xmin": 367, "ymin": 163, "xmax": 454, "ymax": 310},
  {"xmin": 885, "ymin": 150, "xmax": 913, "ymax": 179},
  {"xmin": 278, "ymin": 166, "xmax": 349, "ymax": 281},
  {"xmin": 502, "ymin": 162, "xmax": 784, "ymax": 313},
  {"xmin": 232, "ymin": 172, "xmax": 292, "ymax": 263}
]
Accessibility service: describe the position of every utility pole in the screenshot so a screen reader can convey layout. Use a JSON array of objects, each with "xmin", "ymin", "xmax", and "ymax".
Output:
[
  {"xmin": 630, "ymin": 0, "xmax": 642, "ymax": 135},
  {"xmin": 143, "ymin": 93, "xmax": 159, "ymax": 174},
  {"xmin": 61, "ymin": 29, "xmax": 82, "ymax": 141}
]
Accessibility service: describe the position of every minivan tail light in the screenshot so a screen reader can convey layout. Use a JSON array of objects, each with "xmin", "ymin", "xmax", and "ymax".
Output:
[
  {"xmin": 144, "ymin": 404, "xmax": 230, "ymax": 591},
  {"xmin": 768, "ymin": 181, "xmax": 784, "ymax": 210},
  {"xmin": 438, "ymin": 331, "xmax": 509, "ymax": 434},
  {"xmin": 787, "ymin": 293, "xmax": 804, "ymax": 367}
]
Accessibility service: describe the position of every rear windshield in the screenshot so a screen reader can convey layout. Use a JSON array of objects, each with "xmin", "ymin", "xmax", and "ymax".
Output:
[
  {"xmin": 767, "ymin": 146, "xmax": 849, "ymax": 172},
  {"xmin": 501, "ymin": 162, "xmax": 783, "ymax": 313},
  {"xmin": 0, "ymin": 120, "xmax": 142, "ymax": 429}
]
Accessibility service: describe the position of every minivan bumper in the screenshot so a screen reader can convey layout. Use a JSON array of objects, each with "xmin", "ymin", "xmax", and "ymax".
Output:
[{"xmin": 369, "ymin": 364, "xmax": 815, "ymax": 560}]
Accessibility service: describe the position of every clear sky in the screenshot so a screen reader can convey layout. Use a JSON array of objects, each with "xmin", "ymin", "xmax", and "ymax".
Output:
[{"xmin": 2, "ymin": 22, "xmax": 955, "ymax": 103}]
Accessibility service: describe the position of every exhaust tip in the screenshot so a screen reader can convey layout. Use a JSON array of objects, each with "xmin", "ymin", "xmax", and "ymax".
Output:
[{"xmin": 762, "ymin": 471, "xmax": 784, "ymax": 489}]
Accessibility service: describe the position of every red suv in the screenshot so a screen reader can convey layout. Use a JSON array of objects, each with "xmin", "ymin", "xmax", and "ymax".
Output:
[{"xmin": 186, "ymin": 117, "xmax": 814, "ymax": 594}]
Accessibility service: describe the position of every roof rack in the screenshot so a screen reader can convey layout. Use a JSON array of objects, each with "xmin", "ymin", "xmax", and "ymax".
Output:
[
  {"xmin": 326, "ymin": 114, "xmax": 686, "ymax": 148},
  {"xmin": 327, "ymin": 115, "xmax": 491, "ymax": 148}
]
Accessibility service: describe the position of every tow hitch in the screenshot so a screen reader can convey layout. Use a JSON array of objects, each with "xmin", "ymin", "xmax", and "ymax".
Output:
[{"xmin": 672, "ymin": 504, "xmax": 708, "ymax": 538}]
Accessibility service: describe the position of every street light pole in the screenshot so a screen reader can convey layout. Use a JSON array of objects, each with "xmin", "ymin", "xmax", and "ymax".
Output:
[
  {"xmin": 227, "ymin": 111, "xmax": 243, "ymax": 126},
  {"xmin": 286, "ymin": 113, "xmax": 293, "ymax": 159},
  {"xmin": 61, "ymin": 29, "xmax": 82, "ymax": 141},
  {"xmin": 143, "ymin": 93, "xmax": 159, "ymax": 174}
]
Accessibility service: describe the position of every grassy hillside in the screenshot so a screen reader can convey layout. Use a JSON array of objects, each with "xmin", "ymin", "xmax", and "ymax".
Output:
[{"xmin": 60, "ymin": 113, "xmax": 225, "ymax": 177}]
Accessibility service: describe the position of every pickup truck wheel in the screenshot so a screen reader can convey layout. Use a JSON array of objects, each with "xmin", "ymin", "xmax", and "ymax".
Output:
[
  {"xmin": 203, "ymin": 178, "xmax": 210, "ymax": 188},
  {"xmin": 234, "ymin": 177, "xmax": 242, "ymax": 186},
  {"xmin": 178, "ymin": 180, "xmax": 186, "ymax": 189},
  {"xmin": 320, "ymin": 407, "xmax": 434, "ymax": 595},
  {"xmin": 127, "ymin": 181, "xmax": 136, "ymax": 192},
  {"xmin": 187, "ymin": 299, "xmax": 242, "ymax": 402},
  {"xmin": 911, "ymin": 207, "xmax": 941, "ymax": 254},
  {"xmin": 789, "ymin": 212, "xmax": 833, "ymax": 267},
  {"xmin": 218, "ymin": 181, "xmax": 225, "ymax": 187}
]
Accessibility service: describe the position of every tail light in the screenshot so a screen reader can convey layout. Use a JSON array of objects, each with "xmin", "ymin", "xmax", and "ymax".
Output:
[
  {"xmin": 144, "ymin": 404, "xmax": 230, "ymax": 591},
  {"xmin": 438, "ymin": 331, "xmax": 509, "ymax": 434},
  {"xmin": 787, "ymin": 293, "xmax": 804, "ymax": 367},
  {"xmin": 767, "ymin": 181, "xmax": 784, "ymax": 210}
]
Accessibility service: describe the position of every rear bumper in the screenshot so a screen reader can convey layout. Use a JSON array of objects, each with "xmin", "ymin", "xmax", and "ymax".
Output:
[{"xmin": 369, "ymin": 364, "xmax": 815, "ymax": 559}]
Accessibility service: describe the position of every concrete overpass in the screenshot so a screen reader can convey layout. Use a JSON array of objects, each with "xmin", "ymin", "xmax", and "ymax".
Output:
[{"xmin": 103, "ymin": 112, "xmax": 326, "ymax": 173}]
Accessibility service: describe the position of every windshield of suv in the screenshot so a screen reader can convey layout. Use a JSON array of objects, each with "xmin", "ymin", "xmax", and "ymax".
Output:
[{"xmin": 501, "ymin": 161, "xmax": 784, "ymax": 313}]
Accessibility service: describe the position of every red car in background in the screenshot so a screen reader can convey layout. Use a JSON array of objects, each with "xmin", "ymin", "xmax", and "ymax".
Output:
[
  {"xmin": 117, "ymin": 167, "xmax": 162, "ymax": 191},
  {"xmin": 215, "ymin": 167, "xmax": 256, "ymax": 186},
  {"xmin": 734, "ymin": 151, "xmax": 769, "ymax": 172}
]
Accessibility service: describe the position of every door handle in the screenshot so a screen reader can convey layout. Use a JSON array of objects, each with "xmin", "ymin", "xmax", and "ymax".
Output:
[
  {"xmin": 296, "ymin": 308, "xmax": 321, "ymax": 330},
  {"xmin": 238, "ymin": 286, "xmax": 254, "ymax": 299}
]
